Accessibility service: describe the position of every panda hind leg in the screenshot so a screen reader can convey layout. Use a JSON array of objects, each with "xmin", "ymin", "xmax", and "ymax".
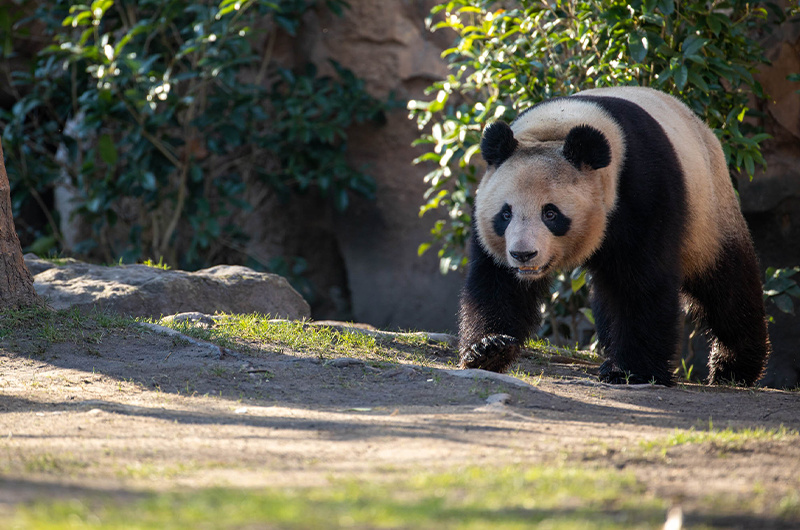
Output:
[{"xmin": 683, "ymin": 238, "xmax": 770, "ymax": 386}]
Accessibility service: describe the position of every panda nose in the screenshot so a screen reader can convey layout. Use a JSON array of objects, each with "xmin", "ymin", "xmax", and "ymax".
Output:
[{"xmin": 510, "ymin": 250, "xmax": 538, "ymax": 263}]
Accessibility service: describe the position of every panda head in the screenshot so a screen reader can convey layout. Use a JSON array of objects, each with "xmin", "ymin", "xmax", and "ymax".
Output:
[{"xmin": 475, "ymin": 121, "xmax": 613, "ymax": 280}]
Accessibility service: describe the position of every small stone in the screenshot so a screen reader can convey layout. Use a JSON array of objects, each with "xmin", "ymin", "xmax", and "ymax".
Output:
[
  {"xmin": 485, "ymin": 393, "xmax": 511, "ymax": 405},
  {"xmin": 381, "ymin": 367, "xmax": 418, "ymax": 379},
  {"xmin": 161, "ymin": 312, "xmax": 217, "ymax": 328},
  {"xmin": 326, "ymin": 358, "xmax": 364, "ymax": 368}
]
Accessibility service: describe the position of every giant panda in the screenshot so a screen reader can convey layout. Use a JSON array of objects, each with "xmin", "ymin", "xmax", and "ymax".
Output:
[{"xmin": 459, "ymin": 86, "xmax": 770, "ymax": 386}]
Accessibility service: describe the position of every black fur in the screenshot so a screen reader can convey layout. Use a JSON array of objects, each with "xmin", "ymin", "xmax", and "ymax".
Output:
[
  {"xmin": 542, "ymin": 204, "xmax": 571, "ymax": 236},
  {"xmin": 481, "ymin": 121, "xmax": 518, "ymax": 168},
  {"xmin": 683, "ymin": 238, "xmax": 770, "ymax": 385},
  {"xmin": 458, "ymin": 225, "xmax": 550, "ymax": 372},
  {"xmin": 562, "ymin": 124, "xmax": 612, "ymax": 170},
  {"xmin": 582, "ymin": 97, "xmax": 768, "ymax": 386},
  {"xmin": 581, "ymin": 96, "xmax": 687, "ymax": 386},
  {"xmin": 461, "ymin": 93, "xmax": 768, "ymax": 385},
  {"xmin": 493, "ymin": 203, "xmax": 512, "ymax": 237}
]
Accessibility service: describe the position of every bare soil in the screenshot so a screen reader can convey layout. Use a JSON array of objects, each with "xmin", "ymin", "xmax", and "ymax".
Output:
[{"xmin": 0, "ymin": 321, "xmax": 799, "ymax": 528}]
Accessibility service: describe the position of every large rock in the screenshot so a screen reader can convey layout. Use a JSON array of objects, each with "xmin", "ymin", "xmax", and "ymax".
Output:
[
  {"xmin": 25, "ymin": 256, "xmax": 310, "ymax": 319},
  {"xmin": 295, "ymin": 0, "xmax": 464, "ymax": 332}
]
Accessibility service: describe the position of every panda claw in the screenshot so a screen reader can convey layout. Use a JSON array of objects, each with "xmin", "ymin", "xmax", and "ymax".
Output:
[{"xmin": 460, "ymin": 334, "xmax": 520, "ymax": 373}]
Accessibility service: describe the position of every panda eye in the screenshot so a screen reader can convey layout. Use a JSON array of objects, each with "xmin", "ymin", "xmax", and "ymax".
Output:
[
  {"xmin": 493, "ymin": 204, "xmax": 513, "ymax": 237},
  {"xmin": 542, "ymin": 203, "xmax": 571, "ymax": 236}
]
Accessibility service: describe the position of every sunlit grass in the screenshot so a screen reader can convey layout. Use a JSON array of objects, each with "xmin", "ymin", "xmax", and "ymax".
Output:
[
  {"xmin": 524, "ymin": 337, "xmax": 601, "ymax": 364},
  {"xmin": 154, "ymin": 313, "xmax": 453, "ymax": 366},
  {"xmin": 0, "ymin": 306, "xmax": 135, "ymax": 342},
  {"xmin": 640, "ymin": 423, "xmax": 798, "ymax": 456},
  {"xmin": 140, "ymin": 257, "xmax": 171, "ymax": 270},
  {"xmin": 10, "ymin": 464, "xmax": 669, "ymax": 529}
]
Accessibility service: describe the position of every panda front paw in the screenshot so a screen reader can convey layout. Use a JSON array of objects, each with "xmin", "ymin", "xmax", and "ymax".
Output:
[{"xmin": 459, "ymin": 334, "xmax": 520, "ymax": 373}]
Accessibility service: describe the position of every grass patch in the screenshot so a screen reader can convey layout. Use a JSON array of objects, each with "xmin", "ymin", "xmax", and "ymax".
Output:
[
  {"xmin": 0, "ymin": 306, "xmax": 136, "ymax": 343},
  {"xmin": 21, "ymin": 453, "xmax": 90, "ymax": 475},
  {"xmin": 524, "ymin": 338, "xmax": 601, "ymax": 364},
  {"xmin": 36, "ymin": 256, "xmax": 76, "ymax": 267},
  {"xmin": 10, "ymin": 464, "xmax": 669, "ymax": 529},
  {"xmin": 640, "ymin": 423, "xmax": 798, "ymax": 456},
  {"xmin": 508, "ymin": 367, "xmax": 545, "ymax": 386},
  {"xmin": 156, "ymin": 313, "xmax": 454, "ymax": 366},
  {"xmin": 140, "ymin": 257, "xmax": 171, "ymax": 270}
]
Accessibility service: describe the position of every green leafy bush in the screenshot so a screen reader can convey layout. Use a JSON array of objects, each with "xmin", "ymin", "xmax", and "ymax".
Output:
[
  {"xmin": 409, "ymin": 0, "xmax": 789, "ymax": 345},
  {"xmin": 764, "ymin": 267, "xmax": 800, "ymax": 318},
  {"xmin": 1, "ymin": 0, "xmax": 385, "ymax": 268}
]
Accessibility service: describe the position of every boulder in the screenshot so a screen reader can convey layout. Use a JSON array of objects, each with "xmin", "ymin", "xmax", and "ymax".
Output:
[{"xmin": 26, "ymin": 257, "xmax": 310, "ymax": 320}]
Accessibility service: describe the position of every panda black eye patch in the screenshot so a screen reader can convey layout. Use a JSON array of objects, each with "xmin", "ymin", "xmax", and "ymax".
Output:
[
  {"xmin": 542, "ymin": 203, "xmax": 571, "ymax": 236},
  {"xmin": 493, "ymin": 203, "xmax": 513, "ymax": 237}
]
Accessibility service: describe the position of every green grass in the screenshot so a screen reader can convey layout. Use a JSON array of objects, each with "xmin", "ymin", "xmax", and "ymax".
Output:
[
  {"xmin": 524, "ymin": 337, "xmax": 602, "ymax": 364},
  {"xmin": 9, "ymin": 464, "xmax": 669, "ymax": 529},
  {"xmin": 156, "ymin": 313, "xmax": 452, "ymax": 366},
  {"xmin": 37, "ymin": 256, "xmax": 75, "ymax": 266},
  {"xmin": 20, "ymin": 453, "xmax": 90, "ymax": 475},
  {"xmin": 640, "ymin": 423, "xmax": 798, "ymax": 456},
  {"xmin": 0, "ymin": 306, "xmax": 135, "ymax": 342},
  {"xmin": 140, "ymin": 257, "xmax": 171, "ymax": 270}
]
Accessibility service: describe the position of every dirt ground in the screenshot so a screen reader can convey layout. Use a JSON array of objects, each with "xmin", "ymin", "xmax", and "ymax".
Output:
[{"xmin": 0, "ymin": 321, "xmax": 799, "ymax": 527}]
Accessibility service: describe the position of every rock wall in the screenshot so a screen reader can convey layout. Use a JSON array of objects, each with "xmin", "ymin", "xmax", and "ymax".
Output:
[
  {"xmin": 292, "ymin": 0, "xmax": 464, "ymax": 332},
  {"xmin": 743, "ymin": 13, "xmax": 800, "ymax": 385}
]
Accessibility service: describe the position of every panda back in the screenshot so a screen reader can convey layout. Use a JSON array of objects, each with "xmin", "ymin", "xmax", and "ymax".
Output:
[{"xmin": 577, "ymin": 87, "xmax": 740, "ymax": 278}]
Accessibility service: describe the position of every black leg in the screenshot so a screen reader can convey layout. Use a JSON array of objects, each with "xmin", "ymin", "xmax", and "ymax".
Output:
[
  {"xmin": 592, "ymin": 269, "xmax": 682, "ymax": 386},
  {"xmin": 683, "ymin": 238, "xmax": 770, "ymax": 386},
  {"xmin": 458, "ymin": 232, "xmax": 549, "ymax": 372}
]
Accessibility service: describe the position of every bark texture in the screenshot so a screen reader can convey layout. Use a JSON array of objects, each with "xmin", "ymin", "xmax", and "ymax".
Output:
[{"xmin": 0, "ymin": 139, "xmax": 42, "ymax": 308}]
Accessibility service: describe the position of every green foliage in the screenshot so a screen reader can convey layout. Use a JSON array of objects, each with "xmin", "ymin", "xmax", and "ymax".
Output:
[
  {"xmin": 0, "ymin": 305, "xmax": 134, "ymax": 342},
  {"xmin": 1, "ymin": 0, "xmax": 384, "ymax": 269},
  {"xmin": 675, "ymin": 357, "xmax": 696, "ymax": 382},
  {"xmin": 764, "ymin": 266, "xmax": 800, "ymax": 317},
  {"xmin": 410, "ymin": 0, "xmax": 774, "ymax": 275},
  {"xmin": 541, "ymin": 267, "xmax": 594, "ymax": 347}
]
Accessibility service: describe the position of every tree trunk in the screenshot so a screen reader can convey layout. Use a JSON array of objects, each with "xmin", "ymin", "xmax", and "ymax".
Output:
[{"xmin": 0, "ymin": 139, "xmax": 43, "ymax": 309}]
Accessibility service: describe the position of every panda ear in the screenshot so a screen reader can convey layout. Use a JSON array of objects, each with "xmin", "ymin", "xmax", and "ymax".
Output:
[
  {"xmin": 562, "ymin": 125, "xmax": 612, "ymax": 170},
  {"xmin": 481, "ymin": 121, "xmax": 518, "ymax": 168}
]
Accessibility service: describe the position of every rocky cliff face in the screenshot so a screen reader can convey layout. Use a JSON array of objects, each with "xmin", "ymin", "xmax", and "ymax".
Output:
[{"xmin": 264, "ymin": 0, "xmax": 464, "ymax": 332}]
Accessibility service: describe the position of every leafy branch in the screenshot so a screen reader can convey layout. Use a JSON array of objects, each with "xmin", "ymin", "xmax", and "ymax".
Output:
[{"xmin": 1, "ymin": 0, "xmax": 385, "ymax": 269}]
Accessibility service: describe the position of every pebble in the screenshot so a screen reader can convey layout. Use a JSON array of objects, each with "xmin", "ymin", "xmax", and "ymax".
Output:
[{"xmin": 485, "ymin": 393, "xmax": 511, "ymax": 405}]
